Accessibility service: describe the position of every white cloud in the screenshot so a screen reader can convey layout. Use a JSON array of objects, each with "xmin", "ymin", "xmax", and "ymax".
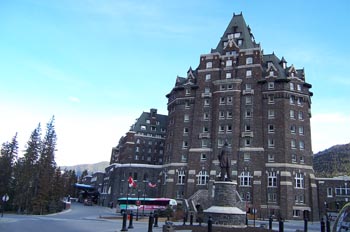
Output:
[
  {"xmin": 311, "ymin": 112, "xmax": 350, "ymax": 153},
  {"xmin": 68, "ymin": 96, "xmax": 80, "ymax": 103}
]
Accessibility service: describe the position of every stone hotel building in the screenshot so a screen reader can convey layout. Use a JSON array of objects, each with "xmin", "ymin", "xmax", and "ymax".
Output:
[{"xmin": 105, "ymin": 13, "xmax": 319, "ymax": 221}]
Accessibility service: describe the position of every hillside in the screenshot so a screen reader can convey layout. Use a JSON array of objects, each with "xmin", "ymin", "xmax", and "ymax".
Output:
[
  {"xmin": 60, "ymin": 161, "xmax": 109, "ymax": 176},
  {"xmin": 313, "ymin": 143, "xmax": 350, "ymax": 177}
]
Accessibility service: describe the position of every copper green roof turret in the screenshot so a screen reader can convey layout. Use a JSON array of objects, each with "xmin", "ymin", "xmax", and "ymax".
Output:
[{"xmin": 213, "ymin": 12, "xmax": 259, "ymax": 54}]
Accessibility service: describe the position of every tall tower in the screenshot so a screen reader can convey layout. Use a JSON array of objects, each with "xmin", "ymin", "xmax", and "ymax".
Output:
[{"xmin": 163, "ymin": 13, "xmax": 318, "ymax": 220}]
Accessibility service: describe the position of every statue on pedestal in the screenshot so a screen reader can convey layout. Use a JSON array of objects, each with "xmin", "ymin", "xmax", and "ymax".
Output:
[{"xmin": 218, "ymin": 142, "xmax": 231, "ymax": 181}]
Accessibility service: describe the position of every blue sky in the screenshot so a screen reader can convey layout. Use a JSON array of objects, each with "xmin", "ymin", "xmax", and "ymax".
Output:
[{"xmin": 0, "ymin": 0, "xmax": 349, "ymax": 166}]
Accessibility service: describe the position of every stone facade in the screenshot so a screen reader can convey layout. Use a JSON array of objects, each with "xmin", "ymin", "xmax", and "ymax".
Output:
[{"xmin": 162, "ymin": 12, "xmax": 318, "ymax": 220}]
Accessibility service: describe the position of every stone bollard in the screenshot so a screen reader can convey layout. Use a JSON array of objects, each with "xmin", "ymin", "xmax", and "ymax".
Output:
[
  {"xmin": 154, "ymin": 212, "xmax": 158, "ymax": 227},
  {"xmin": 128, "ymin": 211, "xmax": 134, "ymax": 229},
  {"xmin": 278, "ymin": 217, "xmax": 284, "ymax": 232},
  {"xmin": 121, "ymin": 211, "xmax": 128, "ymax": 231},
  {"xmin": 148, "ymin": 212, "xmax": 154, "ymax": 232},
  {"xmin": 320, "ymin": 218, "xmax": 325, "ymax": 232},
  {"xmin": 190, "ymin": 212, "xmax": 193, "ymax": 225},
  {"xmin": 207, "ymin": 216, "xmax": 213, "ymax": 232}
]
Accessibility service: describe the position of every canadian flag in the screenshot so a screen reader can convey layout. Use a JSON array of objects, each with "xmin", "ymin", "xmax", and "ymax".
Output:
[
  {"xmin": 128, "ymin": 176, "xmax": 137, "ymax": 188},
  {"xmin": 148, "ymin": 182, "xmax": 157, "ymax": 188}
]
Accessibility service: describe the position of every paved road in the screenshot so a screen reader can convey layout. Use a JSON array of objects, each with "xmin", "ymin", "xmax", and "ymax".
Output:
[{"xmin": 0, "ymin": 203, "xmax": 332, "ymax": 231}]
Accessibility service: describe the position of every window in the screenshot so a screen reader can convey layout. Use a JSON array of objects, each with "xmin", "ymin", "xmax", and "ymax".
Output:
[
  {"xmin": 227, "ymin": 96, "xmax": 233, "ymax": 104},
  {"xmin": 197, "ymin": 170, "xmax": 209, "ymax": 185},
  {"xmin": 300, "ymin": 156, "xmax": 304, "ymax": 164},
  {"xmin": 297, "ymin": 84, "xmax": 302, "ymax": 91},
  {"xmin": 297, "ymin": 97, "xmax": 302, "ymax": 106},
  {"xmin": 295, "ymin": 194, "xmax": 304, "ymax": 203},
  {"xmin": 268, "ymin": 124, "xmax": 274, "ymax": 133},
  {"xmin": 268, "ymin": 171, "xmax": 277, "ymax": 187},
  {"xmin": 269, "ymin": 71, "xmax": 274, "ymax": 76},
  {"xmin": 327, "ymin": 188, "xmax": 333, "ymax": 197},
  {"xmin": 226, "ymin": 60, "xmax": 232, "ymax": 67},
  {"xmin": 183, "ymin": 127, "xmax": 189, "ymax": 134},
  {"xmin": 246, "ymin": 83, "xmax": 252, "ymax": 90},
  {"xmin": 245, "ymin": 138, "xmax": 251, "ymax": 147},
  {"xmin": 226, "ymin": 72, "xmax": 232, "ymax": 79},
  {"xmin": 178, "ymin": 170, "xmax": 185, "ymax": 184},
  {"xmin": 218, "ymin": 139, "xmax": 224, "ymax": 147},
  {"xmin": 220, "ymin": 97, "xmax": 225, "ymax": 105},
  {"xmin": 290, "ymin": 83, "xmax": 295, "ymax": 91},
  {"xmin": 298, "ymin": 111, "xmax": 304, "ymax": 120},
  {"xmin": 268, "ymin": 154, "xmax": 274, "ymax": 162},
  {"xmin": 245, "ymin": 96, "xmax": 252, "ymax": 105},
  {"xmin": 293, "ymin": 210, "xmax": 301, "ymax": 217},
  {"xmin": 184, "ymin": 114, "xmax": 189, "ymax": 122},
  {"xmin": 246, "ymin": 70, "xmax": 252, "ymax": 77},
  {"xmin": 291, "ymin": 139, "xmax": 296, "ymax": 149},
  {"xmin": 219, "ymin": 111, "xmax": 225, "ymax": 119},
  {"xmin": 290, "ymin": 110, "xmax": 295, "ymax": 119},
  {"xmin": 245, "ymin": 124, "xmax": 251, "ymax": 131},
  {"xmin": 146, "ymin": 119, "xmax": 150, "ymax": 124},
  {"xmin": 204, "ymin": 99, "xmax": 210, "ymax": 106},
  {"xmin": 268, "ymin": 109, "xmax": 275, "ymax": 119},
  {"xmin": 244, "ymin": 153, "xmax": 250, "ymax": 161},
  {"xmin": 295, "ymin": 173, "xmax": 304, "ymax": 188},
  {"xmin": 205, "ymin": 74, "xmax": 211, "ymax": 81},
  {"xmin": 203, "ymin": 126, "xmax": 209, "ymax": 132},
  {"xmin": 268, "ymin": 138, "xmax": 275, "ymax": 148},
  {"xmin": 141, "ymin": 125, "xmax": 146, "ymax": 130},
  {"xmin": 268, "ymin": 95, "xmax": 274, "ymax": 104},
  {"xmin": 227, "ymin": 111, "xmax": 232, "ymax": 119},
  {"xmin": 245, "ymin": 109, "xmax": 252, "ymax": 118},
  {"xmin": 290, "ymin": 125, "xmax": 296, "ymax": 134},
  {"xmin": 268, "ymin": 193, "xmax": 277, "ymax": 202},
  {"xmin": 299, "ymin": 126, "xmax": 304, "ymax": 135},
  {"xmin": 182, "ymin": 141, "xmax": 188, "ymax": 148},
  {"xmin": 226, "ymin": 125, "xmax": 232, "ymax": 132},
  {"xmin": 219, "ymin": 125, "xmax": 225, "ymax": 132},
  {"xmin": 200, "ymin": 153, "xmax": 207, "ymax": 161},
  {"xmin": 203, "ymin": 113, "xmax": 209, "ymax": 120},
  {"xmin": 239, "ymin": 171, "xmax": 252, "ymax": 186},
  {"xmin": 292, "ymin": 154, "xmax": 297, "ymax": 163},
  {"xmin": 206, "ymin": 62, "xmax": 212, "ymax": 69},
  {"xmin": 238, "ymin": 39, "xmax": 243, "ymax": 46},
  {"xmin": 204, "ymin": 87, "xmax": 210, "ymax": 93},
  {"xmin": 220, "ymin": 85, "xmax": 225, "ymax": 91},
  {"xmin": 268, "ymin": 82, "xmax": 274, "ymax": 90},
  {"xmin": 201, "ymin": 139, "xmax": 208, "ymax": 148},
  {"xmin": 185, "ymin": 101, "xmax": 190, "ymax": 109},
  {"xmin": 246, "ymin": 57, "xmax": 253, "ymax": 64},
  {"xmin": 290, "ymin": 96, "xmax": 295, "ymax": 105},
  {"xmin": 299, "ymin": 141, "xmax": 305, "ymax": 150},
  {"xmin": 181, "ymin": 154, "xmax": 187, "ymax": 162}
]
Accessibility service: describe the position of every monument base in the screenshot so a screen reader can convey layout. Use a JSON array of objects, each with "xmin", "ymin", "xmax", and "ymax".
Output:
[{"xmin": 203, "ymin": 181, "xmax": 246, "ymax": 226}]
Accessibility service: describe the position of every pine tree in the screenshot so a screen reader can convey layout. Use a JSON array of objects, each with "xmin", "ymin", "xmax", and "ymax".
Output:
[
  {"xmin": 33, "ymin": 117, "xmax": 57, "ymax": 214},
  {"xmin": 0, "ymin": 133, "xmax": 18, "ymax": 207},
  {"xmin": 13, "ymin": 124, "xmax": 42, "ymax": 213}
]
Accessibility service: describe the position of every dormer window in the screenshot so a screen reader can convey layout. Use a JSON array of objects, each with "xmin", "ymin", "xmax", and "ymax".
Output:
[
  {"xmin": 246, "ymin": 57, "xmax": 253, "ymax": 65},
  {"xmin": 228, "ymin": 34, "xmax": 234, "ymax": 39},
  {"xmin": 269, "ymin": 71, "xmax": 274, "ymax": 76},
  {"xmin": 226, "ymin": 73, "xmax": 232, "ymax": 79},
  {"xmin": 238, "ymin": 40, "xmax": 243, "ymax": 46},
  {"xmin": 226, "ymin": 60, "xmax": 232, "ymax": 67},
  {"xmin": 186, "ymin": 88, "xmax": 191, "ymax": 95},
  {"xmin": 205, "ymin": 74, "xmax": 211, "ymax": 81},
  {"xmin": 206, "ymin": 62, "xmax": 212, "ymax": 69},
  {"xmin": 234, "ymin": 32, "xmax": 241, "ymax": 38}
]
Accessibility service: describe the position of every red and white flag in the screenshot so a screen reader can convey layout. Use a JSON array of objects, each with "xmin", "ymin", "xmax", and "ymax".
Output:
[
  {"xmin": 128, "ymin": 176, "xmax": 137, "ymax": 188},
  {"xmin": 148, "ymin": 182, "xmax": 157, "ymax": 188}
]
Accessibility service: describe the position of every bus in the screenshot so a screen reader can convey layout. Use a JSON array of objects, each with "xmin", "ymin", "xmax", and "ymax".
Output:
[{"xmin": 117, "ymin": 197, "xmax": 177, "ymax": 214}]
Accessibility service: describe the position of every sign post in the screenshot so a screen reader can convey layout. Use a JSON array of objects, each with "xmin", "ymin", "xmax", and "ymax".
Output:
[{"xmin": 1, "ymin": 194, "xmax": 9, "ymax": 217}]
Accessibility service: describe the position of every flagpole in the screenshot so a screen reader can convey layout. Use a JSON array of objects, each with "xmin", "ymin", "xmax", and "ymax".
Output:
[{"xmin": 126, "ymin": 180, "xmax": 129, "ymax": 214}]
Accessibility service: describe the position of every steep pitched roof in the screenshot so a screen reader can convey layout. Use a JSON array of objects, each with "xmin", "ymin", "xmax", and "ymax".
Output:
[{"xmin": 214, "ymin": 12, "xmax": 259, "ymax": 54}]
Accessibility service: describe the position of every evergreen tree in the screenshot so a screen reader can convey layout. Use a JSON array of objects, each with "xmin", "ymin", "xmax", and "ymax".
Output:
[
  {"xmin": 13, "ymin": 124, "xmax": 42, "ymax": 213},
  {"xmin": 0, "ymin": 133, "xmax": 18, "ymax": 206},
  {"xmin": 33, "ymin": 117, "xmax": 57, "ymax": 214}
]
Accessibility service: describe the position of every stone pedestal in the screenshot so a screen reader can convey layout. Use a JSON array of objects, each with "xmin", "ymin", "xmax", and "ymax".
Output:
[{"xmin": 204, "ymin": 181, "xmax": 246, "ymax": 226}]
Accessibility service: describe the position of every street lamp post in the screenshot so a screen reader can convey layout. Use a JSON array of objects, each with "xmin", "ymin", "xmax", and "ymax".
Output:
[
  {"xmin": 136, "ymin": 190, "xmax": 140, "ymax": 221},
  {"xmin": 142, "ymin": 180, "xmax": 147, "ymax": 217}
]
